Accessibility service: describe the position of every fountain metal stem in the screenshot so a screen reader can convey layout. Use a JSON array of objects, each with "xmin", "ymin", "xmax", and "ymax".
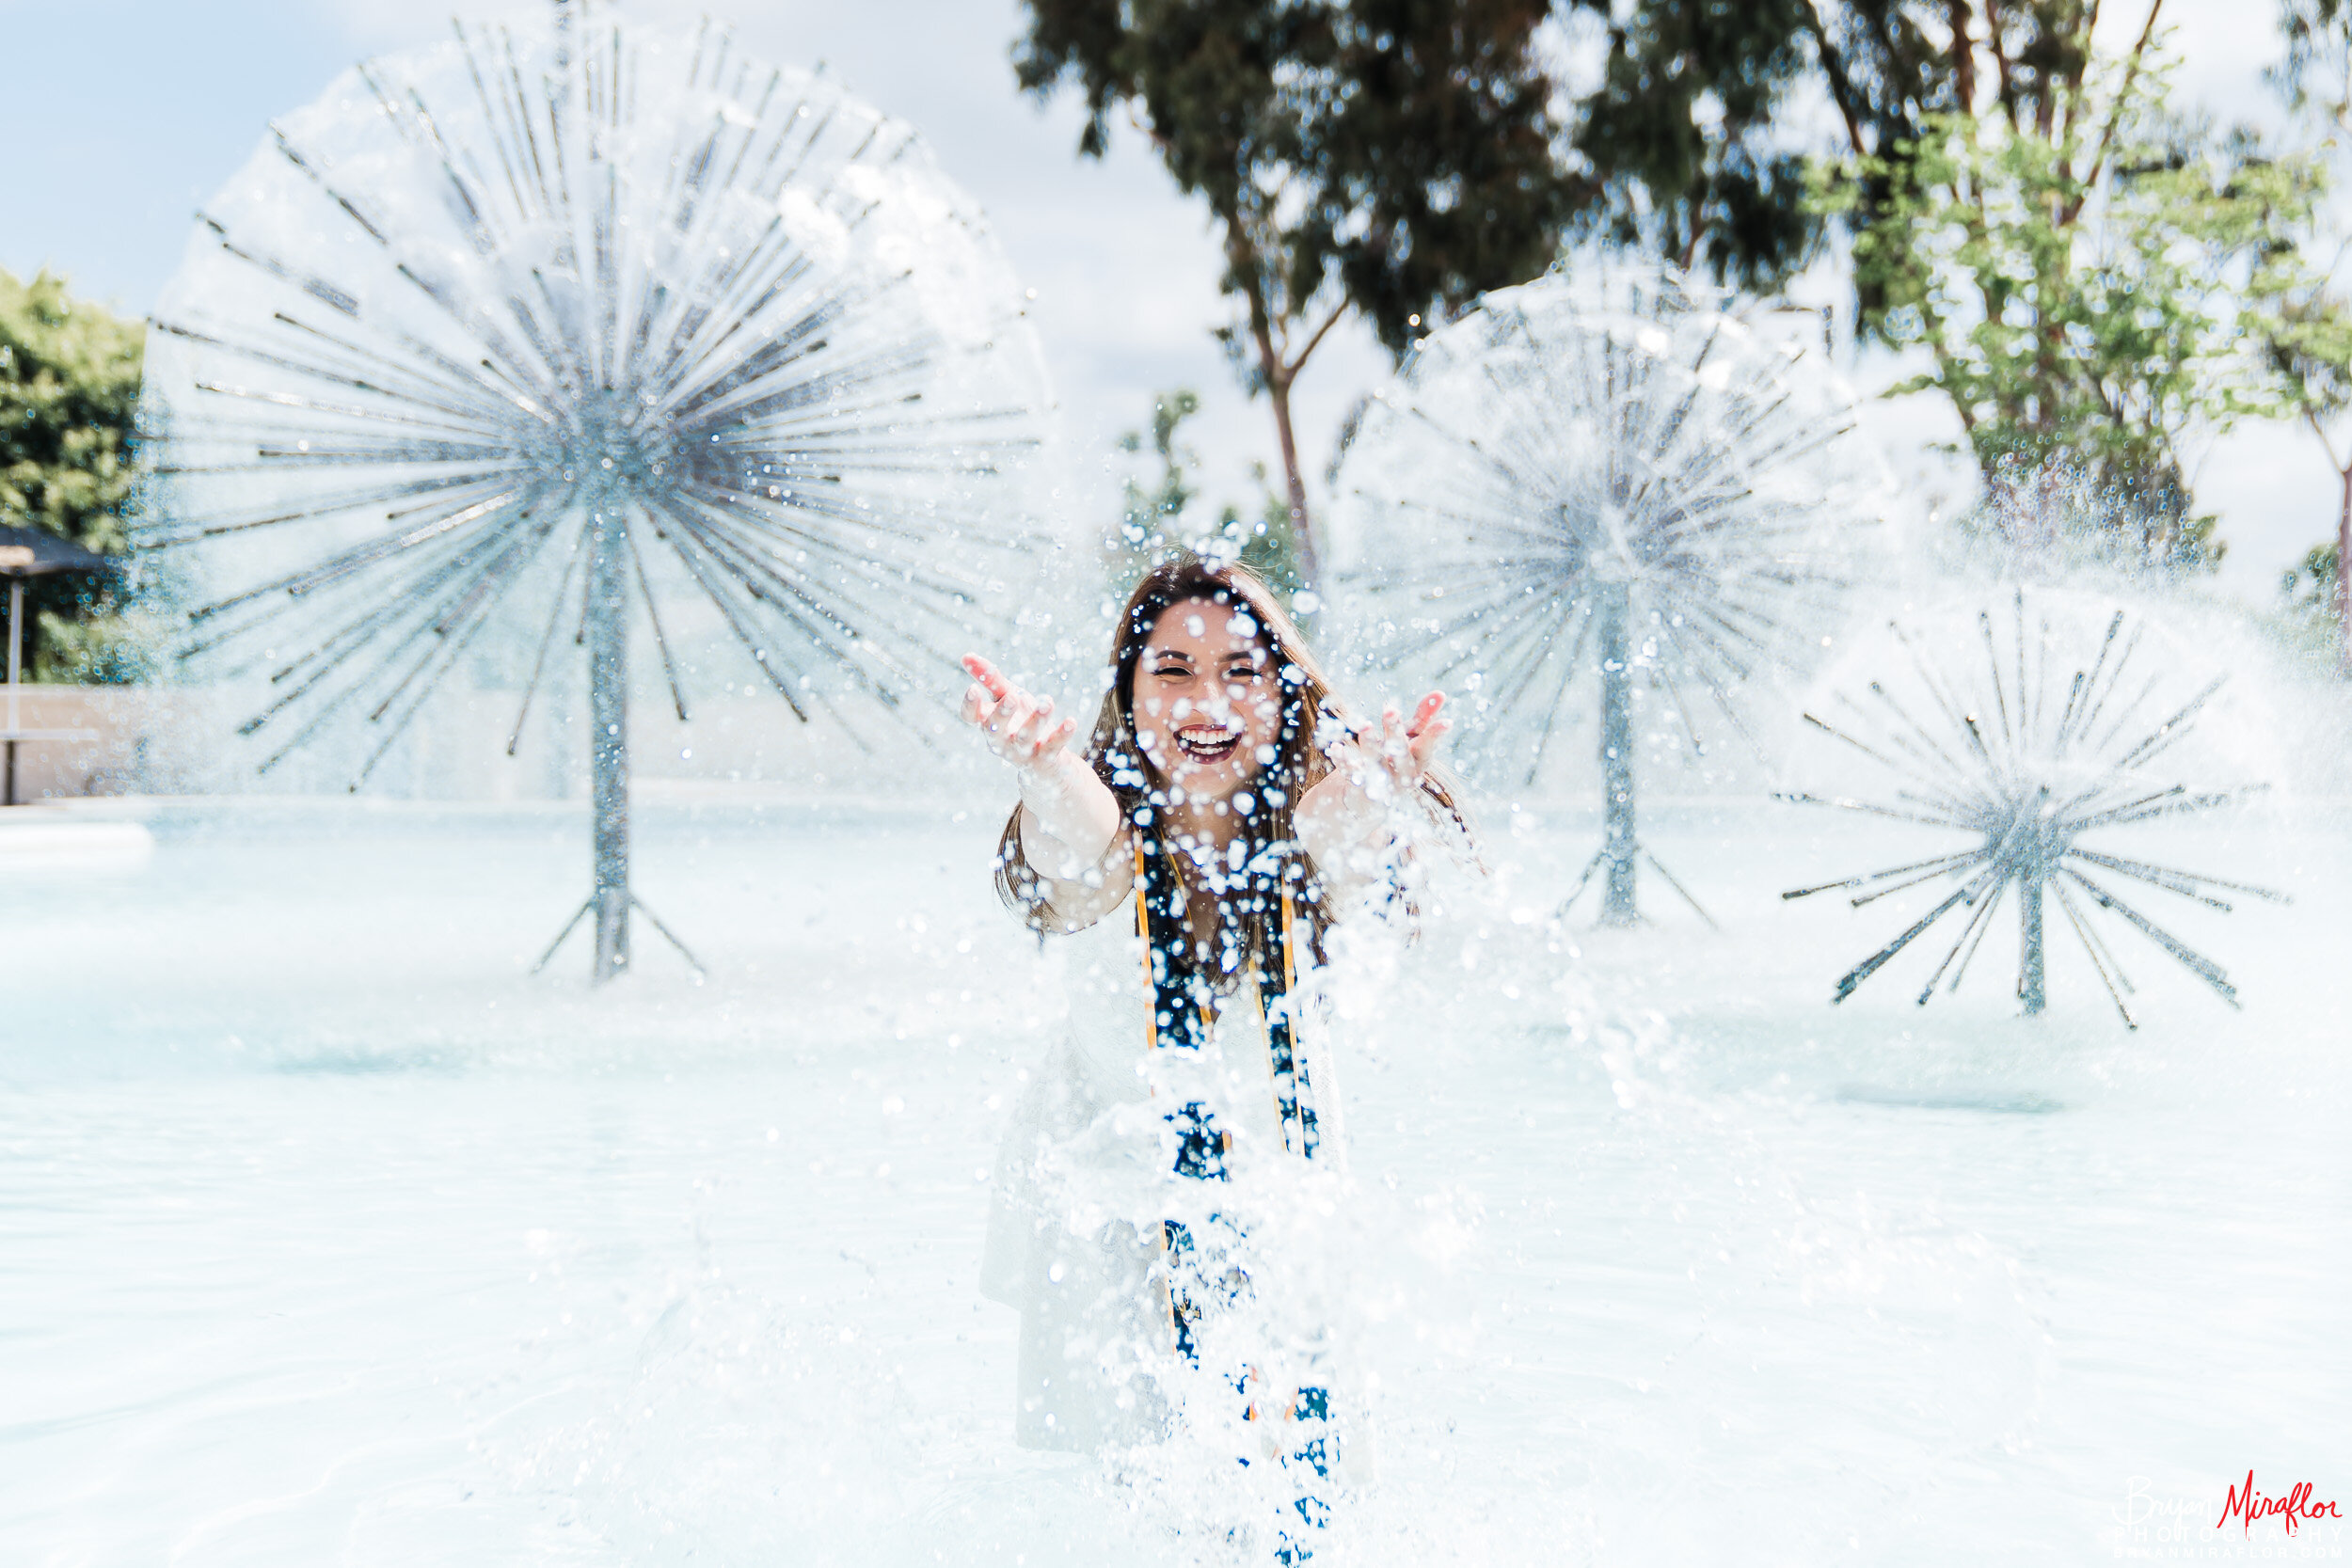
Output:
[
  {"xmin": 2019, "ymin": 876, "xmax": 2046, "ymax": 1013},
  {"xmin": 1597, "ymin": 583, "xmax": 1637, "ymax": 926},
  {"xmin": 2018, "ymin": 832, "xmax": 2047, "ymax": 1014},
  {"xmin": 587, "ymin": 511, "xmax": 630, "ymax": 981}
]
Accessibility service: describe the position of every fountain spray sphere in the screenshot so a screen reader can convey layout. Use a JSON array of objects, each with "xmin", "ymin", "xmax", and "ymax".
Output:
[
  {"xmin": 1783, "ymin": 589, "xmax": 2284, "ymax": 1025},
  {"xmin": 1329, "ymin": 268, "xmax": 1886, "ymax": 924},
  {"xmin": 137, "ymin": 6, "xmax": 1054, "ymax": 977}
]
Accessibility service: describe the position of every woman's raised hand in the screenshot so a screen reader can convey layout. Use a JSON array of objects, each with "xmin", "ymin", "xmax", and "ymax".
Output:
[
  {"xmin": 961, "ymin": 653, "xmax": 1081, "ymax": 778},
  {"xmin": 962, "ymin": 652, "xmax": 1121, "ymax": 877},
  {"xmin": 1295, "ymin": 689, "xmax": 1449, "ymax": 875},
  {"xmin": 1329, "ymin": 690, "xmax": 1450, "ymax": 797},
  {"xmin": 1378, "ymin": 691, "xmax": 1451, "ymax": 786}
]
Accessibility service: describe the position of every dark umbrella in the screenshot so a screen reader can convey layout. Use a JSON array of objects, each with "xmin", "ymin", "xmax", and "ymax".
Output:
[{"xmin": 0, "ymin": 527, "xmax": 115, "ymax": 806}]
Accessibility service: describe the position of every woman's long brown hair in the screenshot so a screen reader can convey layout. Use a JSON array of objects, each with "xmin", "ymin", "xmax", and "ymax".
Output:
[{"xmin": 994, "ymin": 556, "xmax": 1468, "ymax": 965}]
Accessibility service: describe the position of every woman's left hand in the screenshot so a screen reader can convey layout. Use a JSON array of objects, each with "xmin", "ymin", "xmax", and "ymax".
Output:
[
  {"xmin": 1297, "ymin": 690, "xmax": 1449, "ymax": 872},
  {"xmin": 1379, "ymin": 692, "xmax": 1450, "ymax": 784},
  {"xmin": 1330, "ymin": 691, "xmax": 1449, "ymax": 798}
]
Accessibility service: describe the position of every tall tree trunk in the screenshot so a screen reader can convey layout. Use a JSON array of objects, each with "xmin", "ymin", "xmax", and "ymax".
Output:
[
  {"xmin": 1232, "ymin": 238, "xmax": 1324, "ymax": 594},
  {"xmin": 1948, "ymin": 0, "xmax": 1976, "ymax": 112},
  {"xmin": 1597, "ymin": 584, "xmax": 1637, "ymax": 925},
  {"xmin": 2336, "ymin": 462, "xmax": 2352, "ymax": 674},
  {"xmin": 1265, "ymin": 368, "xmax": 1320, "ymax": 589}
]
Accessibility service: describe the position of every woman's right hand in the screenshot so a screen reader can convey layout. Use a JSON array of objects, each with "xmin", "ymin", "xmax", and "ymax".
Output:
[
  {"xmin": 961, "ymin": 653, "xmax": 1080, "ymax": 779},
  {"xmin": 962, "ymin": 652, "xmax": 1122, "ymax": 887}
]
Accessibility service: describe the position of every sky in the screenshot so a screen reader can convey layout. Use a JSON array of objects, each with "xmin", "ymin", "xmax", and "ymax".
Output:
[{"xmin": 0, "ymin": 0, "xmax": 2333, "ymax": 606}]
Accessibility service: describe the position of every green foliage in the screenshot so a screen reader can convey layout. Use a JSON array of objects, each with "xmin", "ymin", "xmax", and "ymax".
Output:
[
  {"xmin": 1229, "ymin": 483, "xmax": 1306, "ymax": 600},
  {"xmin": 2283, "ymin": 539, "xmax": 2340, "ymax": 610},
  {"xmin": 2277, "ymin": 0, "xmax": 2352, "ymax": 111},
  {"xmin": 1574, "ymin": 2, "xmax": 2201, "ymax": 309},
  {"xmin": 2243, "ymin": 0, "xmax": 2352, "ymax": 669},
  {"xmin": 1, "ymin": 268, "xmax": 151, "ymax": 682},
  {"xmin": 1014, "ymin": 0, "xmax": 1571, "ymax": 580},
  {"xmin": 2245, "ymin": 244, "xmax": 2352, "ymax": 666},
  {"xmin": 1104, "ymin": 389, "xmax": 1305, "ymax": 605},
  {"xmin": 1812, "ymin": 43, "xmax": 2317, "ymax": 568},
  {"xmin": 1560, "ymin": 0, "xmax": 1822, "ymax": 291},
  {"xmin": 1105, "ymin": 389, "xmax": 1205, "ymax": 596},
  {"xmin": 2256, "ymin": 538, "xmax": 2352, "ymax": 674},
  {"xmin": 1804, "ymin": 4, "xmax": 2106, "ymax": 300},
  {"xmin": 28, "ymin": 602, "xmax": 170, "ymax": 685},
  {"xmin": 1561, "ymin": 0, "xmax": 2014, "ymax": 312}
]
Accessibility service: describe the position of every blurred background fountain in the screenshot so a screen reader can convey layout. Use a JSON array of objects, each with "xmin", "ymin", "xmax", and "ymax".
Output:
[
  {"xmin": 1782, "ymin": 588, "xmax": 2288, "ymax": 1022},
  {"xmin": 135, "ymin": 3, "xmax": 1056, "ymax": 974},
  {"xmin": 1327, "ymin": 269, "xmax": 1891, "ymax": 925}
]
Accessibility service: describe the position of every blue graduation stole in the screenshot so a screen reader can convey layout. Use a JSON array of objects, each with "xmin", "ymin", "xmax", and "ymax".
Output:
[
  {"xmin": 1132, "ymin": 838, "xmax": 1336, "ymax": 1552},
  {"xmin": 1134, "ymin": 838, "xmax": 1318, "ymax": 1166}
]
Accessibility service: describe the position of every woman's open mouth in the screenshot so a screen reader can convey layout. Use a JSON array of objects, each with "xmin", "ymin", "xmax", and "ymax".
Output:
[{"xmin": 1174, "ymin": 724, "xmax": 1241, "ymax": 765}]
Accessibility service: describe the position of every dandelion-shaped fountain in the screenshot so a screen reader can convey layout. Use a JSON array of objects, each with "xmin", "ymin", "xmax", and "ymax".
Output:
[
  {"xmin": 1783, "ymin": 590, "xmax": 2283, "ymax": 1023},
  {"xmin": 138, "ymin": 3, "xmax": 1052, "ymax": 979},
  {"xmin": 1330, "ymin": 269, "xmax": 1882, "ymax": 924}
]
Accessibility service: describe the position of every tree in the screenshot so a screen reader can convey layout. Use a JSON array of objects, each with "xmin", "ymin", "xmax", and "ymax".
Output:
[
  {"xmin": 2258, "ymin": 0, "xmax": 2352, "ymax": 669},
  {"xmin": 2280, "ymin": 539, "xmax": 2344, "ymax": 667},
  {"xmin": 0, "ymin": 269, "xmax": 147, "ymax": 681},
  {"xmin": 1559, "ymin": 0, "xmax": 1824, "ymax": 292},
  {"xmin": 2249, "ymin": 270, "xmax": 2352, "ymax": 669},
  {"xmin": 1105, "ymin": 388, "xmax": 1305, "ymax": 599},
  {"xmin": 1013, "ymin": 0, "xmax": 1572, "ymax": 589},
  {"xmin": 1578, "ymin": 1, "xmax": 2325, "ymax": 563},
  {"xmin": 1558, "ymin": 0, "xmax": 2056, "ymax": 300},
  {"xmin": 1508, "ymin": 1, "xmax": 2347, "ymax": 567},
  {"xmin": 1812, "ymin": 15, "xmax": 2316, "ymax": 566},
  {"xmin": 1105, "ymin": 388, "xmax": 1205, "ymax": 596}
]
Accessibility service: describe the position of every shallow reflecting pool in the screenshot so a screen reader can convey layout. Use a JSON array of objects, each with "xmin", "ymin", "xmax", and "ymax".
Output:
[{"xmin": 3, "ymin": 797, "xmax": 2344, "ymax": 1563}]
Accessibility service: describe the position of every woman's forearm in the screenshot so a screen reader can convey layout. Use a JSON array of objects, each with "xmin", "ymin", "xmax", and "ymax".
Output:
[
  {"xmin": 1295, "ymin": 767, "xmax": 1392, "ymax": 880},
  {"xmin": 1015, "ymin": 751, "xmax": 1122, "ymax": 879}
]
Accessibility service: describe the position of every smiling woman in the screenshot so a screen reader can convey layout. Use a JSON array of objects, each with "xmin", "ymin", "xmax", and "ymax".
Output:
[{"xmin": 958, "ymin": 555, "xmax": 1468, "ymax": 1556}]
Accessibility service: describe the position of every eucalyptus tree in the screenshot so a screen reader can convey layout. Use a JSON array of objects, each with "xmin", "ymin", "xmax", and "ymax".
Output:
[{"xmin": 1013, "ymin": 0, "xmax": 1572, "ymax": 589}]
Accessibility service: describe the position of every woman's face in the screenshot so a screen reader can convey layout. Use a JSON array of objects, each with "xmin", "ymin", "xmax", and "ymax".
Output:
[{"xmin": 1130, "ymin": 596, "xmax": 1285, "ymax": 806}]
